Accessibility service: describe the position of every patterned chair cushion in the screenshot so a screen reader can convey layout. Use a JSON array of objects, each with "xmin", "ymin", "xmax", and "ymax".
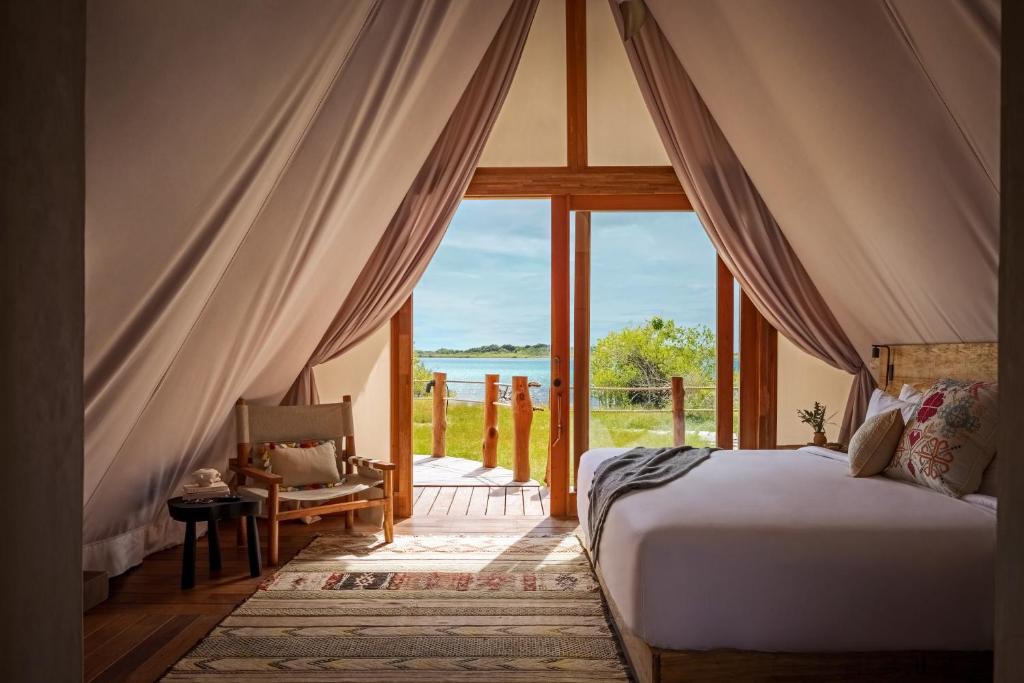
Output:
[{"xmin": 884, "ymin": 379, "xmax": 998, "ymax": 496}]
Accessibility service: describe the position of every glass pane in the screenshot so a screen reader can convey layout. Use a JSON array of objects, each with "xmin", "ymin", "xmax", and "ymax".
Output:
[
  {"xmin": 412, "ymin": 199, "xmax": 551, "ymax": 482},
  {"xmin": 587, "ymin": 212, "xmax": 717, "ymax": 448}
]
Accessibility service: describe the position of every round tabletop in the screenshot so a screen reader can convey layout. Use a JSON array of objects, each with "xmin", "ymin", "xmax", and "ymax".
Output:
[{"xmin": 167, "ymin": 496, "xmax": 259, "ymax": 522}]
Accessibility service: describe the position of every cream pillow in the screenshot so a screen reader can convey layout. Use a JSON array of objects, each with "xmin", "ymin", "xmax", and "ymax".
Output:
[
  {"xmin": 267, "ymin": 441, "xmax": 341, "ymax": 488},
  {"xmin": 849, "ymin": 409, "xmax": 904, "ymax": 477}
]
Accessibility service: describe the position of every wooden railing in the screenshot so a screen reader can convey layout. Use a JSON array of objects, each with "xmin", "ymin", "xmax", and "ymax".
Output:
[{"xmin": 415, "ymin": 373, "xmax": 716, "ymax": 480}]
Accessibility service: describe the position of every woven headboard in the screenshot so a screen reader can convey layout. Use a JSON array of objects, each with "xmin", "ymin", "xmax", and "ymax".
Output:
[{"xmin": 870, "ymin": 342, "xmax": 998, "ymax": 397}]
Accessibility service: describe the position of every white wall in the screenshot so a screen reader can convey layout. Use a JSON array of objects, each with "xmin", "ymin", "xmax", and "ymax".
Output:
[
  {"xmin": 776, "ymin": 335, "xmax": 852, "ymax": 445},
  {"xmin": 314, "ymin": 323, "xmax": 392, "ymax": 460}
]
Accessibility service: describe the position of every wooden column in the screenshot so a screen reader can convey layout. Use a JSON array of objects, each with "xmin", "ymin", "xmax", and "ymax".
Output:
[
  {"xmin": 739, "ymin": 292, "xmax": 778, "ymax": 449},
  {"xmin": 549, "ymin": 196, "xmax": 571, "ymax": 517},
  {"xmin": 482, "ymin": 374, "xmax": 499, "ymax": 468},
  {"xmin": 671, "ymin": 376, "xmax": 686, "ymax": 447},
  {"xmin": 999, "ymin": 6, "xmax": 1024, "ymax": 678},
  {"xmin": 390, "ymin": 296, "xmax": 413, "ymax": 517},
  {"xmin": 431, "ymin": 371, "xmax": 447, "ymax": 457},
  {"xmin": 511, "ymin": 376, "xmax": 533, "ymax": 482},
  {"xmin": 716, "ymin": 257, "xmax": 735, "ymax": 449},
  {"xmin": 573, "ymin": 211, "xmax": 591, "ymax": 489}
]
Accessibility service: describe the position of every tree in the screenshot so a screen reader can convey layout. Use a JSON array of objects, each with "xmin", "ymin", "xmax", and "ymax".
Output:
[
  {"xmin": 412, "ymin": 353, "xmax": 432, "ymax": 397},
  {"xmin": 590, "ymin": 317, "xmax": 716, "ymax": 409}
]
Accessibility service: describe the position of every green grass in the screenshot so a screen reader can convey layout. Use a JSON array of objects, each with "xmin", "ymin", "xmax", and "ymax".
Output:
[{"xmin": 413, "ymin": 399, "xmax": 720, "ymax": 484}]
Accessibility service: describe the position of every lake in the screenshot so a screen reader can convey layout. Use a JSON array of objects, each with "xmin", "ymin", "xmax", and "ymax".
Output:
[{"xmin": 418, "ymin": 356, "xmax": 557, "ymax": 404}]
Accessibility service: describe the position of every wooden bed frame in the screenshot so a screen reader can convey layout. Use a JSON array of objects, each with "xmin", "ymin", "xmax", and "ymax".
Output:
[{"xmin": 590, "ymin": 342, "xmax": 997, "ymax": 682}]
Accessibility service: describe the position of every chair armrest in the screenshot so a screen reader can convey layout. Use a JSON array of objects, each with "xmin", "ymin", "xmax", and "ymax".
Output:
[
  {"xmin": 229, "ymin": 461, "xmax": 283, "ymax": 486},
  {"xmin": 346, "ymin": 456, "xmax": 396, "ymax": 472}
]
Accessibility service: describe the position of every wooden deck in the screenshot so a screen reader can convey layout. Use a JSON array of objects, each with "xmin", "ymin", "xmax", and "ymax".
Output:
[{"xmin": 413, "ymin": 485, "xmax": 549, "ymax": 516}]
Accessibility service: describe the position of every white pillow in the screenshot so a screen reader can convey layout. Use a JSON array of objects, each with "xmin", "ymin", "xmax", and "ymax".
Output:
[
  {"xmin": 898, "ymin": 383, "xmax": 925, "ymax": 403},
  {"xmin": 267, "ymin": 441, "xmax": 341, "ymax": 488},
  {"xmin": 866, "ymin": 389, "xmax": 917, "ymax": 424}
]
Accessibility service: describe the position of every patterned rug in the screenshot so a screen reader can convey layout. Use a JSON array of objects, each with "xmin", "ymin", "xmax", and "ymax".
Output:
[{"xmin": 163, "ymin": 532, "xmax": 630, "ymax": 682}]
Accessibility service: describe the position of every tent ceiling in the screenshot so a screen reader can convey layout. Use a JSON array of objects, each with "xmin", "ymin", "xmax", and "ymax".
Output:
[{"xmin": 645, "ymin": 0, "xmax": 1000, "ymax": 361}]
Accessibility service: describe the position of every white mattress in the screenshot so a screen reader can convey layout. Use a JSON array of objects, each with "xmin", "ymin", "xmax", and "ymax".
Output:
[{"xmin": 577, "ymin": 447, "xmax": 995, "ymax": 652}]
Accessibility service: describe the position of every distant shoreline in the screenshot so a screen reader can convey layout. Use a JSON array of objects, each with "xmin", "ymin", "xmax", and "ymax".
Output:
[{"xmin": 417, "ymin": 351, "xmax": 548, "ymax": 359}]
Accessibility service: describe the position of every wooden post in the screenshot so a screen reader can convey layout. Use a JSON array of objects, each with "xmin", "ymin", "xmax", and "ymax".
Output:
[
  {"xmin": 512, "ymin": 376, "xmax": 533, "ymax": 482},
  {"xmin": 715, "ymin": 257, "xmax": 735, "ymax": 449},
  {"xmin": 431, "ymin": 371, "xmax": 446, "ymax": 457},
  {"xmin": 390, "ymin": 296, "xmax": 413, "ymax": 517},
  {"xmin": 482, "ymin": 373, "xmax": 499, "ymax": 468},
  {"xmin": 573, "ymin": 211, "xmax": 591, "ymax": 490},
  {"xmin": 671, "ymin": 376, "xmax": 686, "ymax": 447}
]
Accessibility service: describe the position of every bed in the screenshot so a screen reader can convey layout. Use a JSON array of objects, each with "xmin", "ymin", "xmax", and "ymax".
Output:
[{"xmin": 576, "ymin": 343, "xmax": 997, "ymax": 682}]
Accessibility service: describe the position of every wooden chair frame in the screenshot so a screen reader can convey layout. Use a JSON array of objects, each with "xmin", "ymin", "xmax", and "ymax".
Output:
[{"xmin": 229, "ymin": 395, "xmax": 395, "ymax": 565}]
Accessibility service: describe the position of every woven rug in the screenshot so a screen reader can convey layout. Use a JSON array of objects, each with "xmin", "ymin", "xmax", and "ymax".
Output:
[{"xmin": 163, "ymin": 532, "xmax": 630, "ymax": 682}]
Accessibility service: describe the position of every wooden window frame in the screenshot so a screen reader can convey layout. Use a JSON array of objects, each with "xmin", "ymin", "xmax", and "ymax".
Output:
[{"xmin": 390, "ymin": 0, "xmax": 776, "ymax": 519}]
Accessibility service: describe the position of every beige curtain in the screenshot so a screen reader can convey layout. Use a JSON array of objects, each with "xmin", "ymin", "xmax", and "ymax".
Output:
[
  {"xmin": 84, "ymin": 0, "xmax": 515, "ymax": 576},
  {"xmin": 612, "ymin": 0, "xmax": 873, "ymax": 441},
  {"xmin": 639, "ymin": 0, "xmax": 999, "ymax": 365},
  {"xmin": 284, "ymin": 0, "xmax": 539, "ymax": 405}
]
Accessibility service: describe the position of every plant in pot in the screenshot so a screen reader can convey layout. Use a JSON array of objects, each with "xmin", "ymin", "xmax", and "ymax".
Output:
[{"xmin": 797, "ymin": 402, "xmax": 832, "ymax": 446}]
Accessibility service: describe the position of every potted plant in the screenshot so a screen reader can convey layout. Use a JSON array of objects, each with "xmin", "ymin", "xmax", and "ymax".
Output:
[{"xmin": 797, "ymin": 402, "xmax": 831, "ymax": 446}]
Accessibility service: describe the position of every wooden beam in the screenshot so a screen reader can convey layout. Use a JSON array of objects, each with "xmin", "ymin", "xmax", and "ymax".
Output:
[
  {"xmin": 466, "ymin": 166, "xmax": 684, "ymax": 197},
  {"xmin": 572, "ymin": 211, "xmax": 591, "ymax": 492},
  {"xmin": 738, "ymin": 291, "xmax": 777, "ymax": 449},
  {"xmin": 389, "ymin": 296, "xmax": 413, "ymax": 517},
  {"xmin": 566, "ymin": 0, "xmax": 587, "ymax": 169},
  {"xmin": 549, "ymin": 195, "xmax": 571, "ymax": 517},
  {"xmin": 716, "ymin": 257, "xmax": 734, "ymax": 449},
  {"xmin": 570, "ymin": 193, "xmax": 690, "ymax": 211}
]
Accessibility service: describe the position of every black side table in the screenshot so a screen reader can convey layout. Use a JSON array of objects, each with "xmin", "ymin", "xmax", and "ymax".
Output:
[{"xmin": 167, "ymin": 496, "xmax": 261, "ymax": 589}]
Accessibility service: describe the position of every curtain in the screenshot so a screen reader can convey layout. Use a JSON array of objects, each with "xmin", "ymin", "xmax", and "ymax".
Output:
[
  {"xmin": 84, "ymin": 0, "xmax": 515, "ymax": 576},
  {"xmin": 636, "ymin": 0, "xmax": 998, "ymax": 370},
  {"xmin": 612, "ymin": 0, "xmax": 874, "ymax": 441},
  {"xmin": 284, "ymin": 0, "xmax": 539, "ymax": 406}
]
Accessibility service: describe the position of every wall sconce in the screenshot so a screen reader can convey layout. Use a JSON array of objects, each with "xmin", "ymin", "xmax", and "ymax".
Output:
[{"xmin": 871, "ymin": 345, "xmax": 895, "ymax": 388}]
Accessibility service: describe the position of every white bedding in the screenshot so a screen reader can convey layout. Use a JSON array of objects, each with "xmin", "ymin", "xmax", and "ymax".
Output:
[{"xmin": 577, "ymin": 447, "xmax": 995, "ymax": 652}]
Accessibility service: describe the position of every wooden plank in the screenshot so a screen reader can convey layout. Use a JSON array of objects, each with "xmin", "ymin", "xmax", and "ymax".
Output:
[
  {"xmin": 466, "ymin": 166, "xmax": 684, "ymax": 197},
  {"xmin": 569, "ymin": 193, "xmax": 690, "ymax": 211},
  {"xmin": 716, "ymin": 257, "xmax": 735, "ymax": 449},
  {"xmin": 523, "ymin": 486, "xmax": 545, "ymax": 515},
  {"xmin": 92, "ymin": 614, "xmax": 198, "ymax": 683},
  {"xmin": 412, "ymin": 486, "xmax": 425, "ymax": 506},
  {"xmin": 428, "ymin": 487, "xmax": 457, "ymax": 516},
  {"xmin": 466, "ymin": 486, "xmax": 489, "ymax": 516},
  {"xmin": 505, "ymin": 487, "xmax": 526, "ymax": 516},
  {"xmin": 549, "ymin": 195, "xmax": 571, "ymax": 516},
  {"xmin": 566, "ymin": 0, "xmax": 587, "ymax": 169},
  {"xmin": 119, "ymin": 614, "xmax": 221, "ymax": 683},
  {"xmin": 485, "ymin": 487, "xmax": 507, "ymax": 516},
  {"xmin": 573, "ymin": 211, "xmax": 591, "ymax": 491},
  {"xmin": 390, "ymin": 296, "xmax": 414, "ymax": 517},
  {"xmin": 85, "ymin": 613, "xmax": 173, "ymax": 681},
  {"xmin": 413, "ymin": 487, "xmax": 439, "ymax": 516},
  {"xmin": 539, "ymin": 487, "xmax": 550, "ymax": 515},
  {"xmin": 448, "ymin": 486, "xmax": 474, "ymax": 516}
]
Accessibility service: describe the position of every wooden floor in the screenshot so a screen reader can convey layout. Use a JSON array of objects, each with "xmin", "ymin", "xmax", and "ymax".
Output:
[{"xmin": 83, "ymin": 495, "xmax": 574, "ymax": 682}]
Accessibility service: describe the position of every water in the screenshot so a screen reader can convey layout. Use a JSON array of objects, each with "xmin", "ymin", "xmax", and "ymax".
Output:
[{"xmin": 418, "ymin": 356, "xmax": 556, "ymax": 404}]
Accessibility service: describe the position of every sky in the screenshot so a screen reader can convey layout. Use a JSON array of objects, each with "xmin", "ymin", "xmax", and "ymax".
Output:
[{"xmin": 413, "ymin": 199, "xmax": 718, "ymax": 350}]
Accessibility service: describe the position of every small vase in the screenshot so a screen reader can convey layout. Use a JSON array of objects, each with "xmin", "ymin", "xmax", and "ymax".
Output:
[{"xmin": 812, "ymin": 431, "xmax": 827, "ymax": 446}]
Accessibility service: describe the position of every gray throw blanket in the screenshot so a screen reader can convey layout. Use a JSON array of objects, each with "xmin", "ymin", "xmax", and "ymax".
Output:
[{"xmin": 586, "ymin": 446, "xmax": 715, "ymax": 564}]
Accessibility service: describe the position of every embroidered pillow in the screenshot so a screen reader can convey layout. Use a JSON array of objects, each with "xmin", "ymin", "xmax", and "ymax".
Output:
[
  {"xmin": 848, "ymin": 409, "xmax": 904, "ymax": 477},
  {"xmin": 884, "ymin": 379, "xmax": 998, "ymax": 496},
  {"xmin": 266, "ymin": 441, "xmax": 341, "ymax": 489}
]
